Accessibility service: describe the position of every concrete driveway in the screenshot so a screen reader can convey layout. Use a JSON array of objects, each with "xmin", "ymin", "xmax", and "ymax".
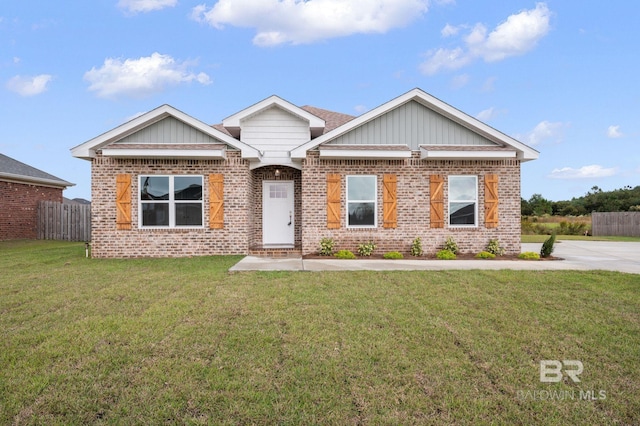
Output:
[{"xmin": 229, "ymin": 241, "xmax": 640, "ymax": 274}]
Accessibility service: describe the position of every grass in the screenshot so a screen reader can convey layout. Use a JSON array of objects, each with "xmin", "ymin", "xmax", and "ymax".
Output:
[{"xmin": 2, "ymin": 241, "xmax": 639, "ymax": 425}]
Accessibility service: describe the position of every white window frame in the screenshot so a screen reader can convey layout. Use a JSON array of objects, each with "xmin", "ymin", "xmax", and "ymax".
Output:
[
  {"xmin": 448, "ymin": 175, "xmax": 478, "ymax": 227},
  {"xmin": 138, "ymin": 175, "xmax": 204, "ymax": 229},
  {"xmin": 346, "ymin": 175, "xmax": 377, "ymax": 228}
]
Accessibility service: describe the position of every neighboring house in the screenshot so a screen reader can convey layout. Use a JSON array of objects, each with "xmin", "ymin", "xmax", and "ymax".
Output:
[
  {"xmin": 71, "ymin": 88, "xmax": 538, "ymax": 258},
  {"xmin": 0, "ymin": 153, "xmax": 74, "ymax": 240}
]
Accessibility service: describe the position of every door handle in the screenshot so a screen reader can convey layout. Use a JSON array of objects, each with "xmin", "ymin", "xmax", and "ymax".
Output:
[{"xmin": 288, "ymin": 211, "xmax": 292, "ymax": 226}]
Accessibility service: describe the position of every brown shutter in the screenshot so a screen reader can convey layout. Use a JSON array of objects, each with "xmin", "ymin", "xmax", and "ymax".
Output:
[
  {"xmin": 209, "ymin": 174, "xmax": 224, "ymax": 229},
  {"xmin": 383, "ymin": 174, "xmax": 397, "ymax": 228},
  {"xmin": 484, "ymin": 174, "xmax": 499, "ymax": 228},
  {"xmin": 116, "ymin": 174, "xmax": 132, "ymax": 230},
  {"xmin": 430, "ymin": 174, "xmax": 444, "ymax": 228},
  {"xmin": 327, "ymin": 174, "xmax": 341, "ymax": 229}
]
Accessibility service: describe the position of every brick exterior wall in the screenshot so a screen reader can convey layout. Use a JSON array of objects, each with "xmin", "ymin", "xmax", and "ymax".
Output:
[
  {"xmin": 301, "ymin": 151, "xmax": 522, "ymax": 256},
  {"xmin": 0, "ymin": 181, "xmax": 63, "ymax": 240},
  {"xmin": 90, "ymin": 151, "xmax": 252, "ymax": 258},
  {"xmin": 89, "ymin": 150, "xmax": 522, "ymax": 258}
]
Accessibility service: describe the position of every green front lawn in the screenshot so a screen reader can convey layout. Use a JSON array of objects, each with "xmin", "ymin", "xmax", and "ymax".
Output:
[{"xmin": 1, "ymin": 241, "xmax": 639, "ymax": 424}]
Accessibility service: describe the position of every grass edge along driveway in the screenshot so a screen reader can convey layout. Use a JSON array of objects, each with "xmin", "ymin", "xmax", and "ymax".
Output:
[{"xmin": 1, "ymin": 241, "xmax": 639, "ymax": 425}]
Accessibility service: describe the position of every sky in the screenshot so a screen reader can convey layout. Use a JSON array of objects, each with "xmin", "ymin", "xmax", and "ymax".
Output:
[{"xmin": 1, "ymin": 0, "xmax": 638, "ymax": 202}]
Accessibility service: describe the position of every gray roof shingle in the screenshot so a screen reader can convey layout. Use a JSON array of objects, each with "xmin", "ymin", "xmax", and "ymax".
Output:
[{"xmin": 0, "ymin": 153, "xmax": 73, "ymax": 188}]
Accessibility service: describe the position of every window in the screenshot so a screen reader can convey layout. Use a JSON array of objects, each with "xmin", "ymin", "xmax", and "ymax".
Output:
[
  {"xmin": 449, "ymin": 175, "xmax": 477, "ymax": 226},
  {"xmin": 140, "ymin": 175, "xmax": 203, "ymax": 228},
  {"xmin": 347, "ymin": 175, "xmax": 377, "ymax": 227}
]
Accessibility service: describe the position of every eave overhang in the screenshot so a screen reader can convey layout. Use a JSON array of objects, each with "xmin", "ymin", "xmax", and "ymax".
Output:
[{"xmin": 0, "ymin": 172, "xmax": 74, "ymax": 189}]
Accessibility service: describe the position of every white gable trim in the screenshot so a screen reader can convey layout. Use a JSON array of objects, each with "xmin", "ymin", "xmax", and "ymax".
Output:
[
  {"xmin": 291, "ymin": 88, "xmax": 539, "ymax": 162},
  {"xmin": 70, "ymin": 105, "xmax": 260, "ymax": 160},
  {"xmin": 222, "ymin": 95, "xmax": 325, "ymax": 138},
  {"xmin": 319, "ymin": 145, "xmax": 412, "ymax": 160},
  {"xmin": 420, "ymin": 148, "xmax": 517, "ymax": 161},
  {"xmin": 101, "ymin": 147, "xmax": 227, "ymax": 160}
]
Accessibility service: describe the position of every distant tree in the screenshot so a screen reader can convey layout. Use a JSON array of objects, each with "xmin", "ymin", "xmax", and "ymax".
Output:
[
  {"xmin": 521, "ymin": 197, "xmax": 534, "ymax": 216},
  {"xmin": 528, "ymin": 193, "xmax": 552, "ymax": 216},
  {"xmin": 552, "ymin": 200, "xmax": 580, "ymax": 216},
  {"xmin": 522, "ymin": 184, "xmax": 640, "ymax": 217}
]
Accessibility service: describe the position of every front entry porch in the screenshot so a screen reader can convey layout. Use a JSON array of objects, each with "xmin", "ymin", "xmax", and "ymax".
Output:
[{"xmin": 249, "ymin": 165, "xmax": 302, "ymax": 257}]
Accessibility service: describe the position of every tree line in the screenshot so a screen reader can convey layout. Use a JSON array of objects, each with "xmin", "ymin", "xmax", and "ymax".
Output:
[{"xmin": 522, "ymin": 185, "xmax": 640, "ymax": 216}]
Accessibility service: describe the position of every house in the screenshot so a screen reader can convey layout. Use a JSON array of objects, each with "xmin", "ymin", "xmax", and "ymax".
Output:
[
  {"xmin": 0, "ymin": 153, "xmax": 74, "ymax": 240},
  {"xmin": 71, "ymin": 88, "xmax": 538, "ymax": 258}
]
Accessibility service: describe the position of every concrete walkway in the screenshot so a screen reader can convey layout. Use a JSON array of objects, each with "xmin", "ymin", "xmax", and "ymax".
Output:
[{"xmin": 229, "ymin": 241, "xmax": 640, "ymax": 274}]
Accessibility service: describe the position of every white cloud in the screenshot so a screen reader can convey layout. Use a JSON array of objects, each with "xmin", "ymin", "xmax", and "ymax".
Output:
[
  {"xmin": 520, "ymin": 120, "xmax": 566, "ymax": 145},
  {"xmin": 421, "ymin": 2, "xmax": 551, "ymax": 74},
  {"xmin": 548, "ymin": 165, "xmax": 617, "ymax": 179},
  {"xmin": 481, "ymin": 76, "xmax": 497, "ymax": 92},
  {"xmin": 441, "ymin": 23, "xmax": 460, "ymax": 37},
  {"xmin": 354, "ymin": 104, "xmax": 368, "ymax": 114},
  {"xmin": 476, "ymin": 107, "xmax": 505, "ymax": 122},
  {"xmin": 419, "ymin": 47, "xmax": 472, "ymax": 75},
  {"xmin": 84, "ymin": 53, "xmax": 211, "ymax": 99},
  {"xmin": 6, "ymin": 74, "xmax": 52, "ymax": 96},
  {"xmin": 607, "ymin": 125, "xmax": 623, "ymax": 138},
  {"xmin": 118, "ymin": 0, "xmax": 177, "ymax": 14},
  {"xmin": 450, "ymin": 73, "xmax": 470, "ymax": 89},
  {"xmin": 192, "ymin": 0, "xmax": 430, "ymax": 46}
]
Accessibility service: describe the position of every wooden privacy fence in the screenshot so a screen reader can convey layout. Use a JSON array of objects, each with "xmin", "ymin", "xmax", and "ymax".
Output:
[
  {"xmin": 592, "ymin": 212, "xmax": 640, "ymax": 237},
  {"xmin": 37, "ymin": 201, "xmax": 91, "ymax": 241}
]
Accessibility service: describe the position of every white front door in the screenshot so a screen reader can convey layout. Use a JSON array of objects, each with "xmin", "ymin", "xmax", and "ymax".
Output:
[{"xmin": 262, "ymin": 180, "xmax": 295, "ymax": 246}]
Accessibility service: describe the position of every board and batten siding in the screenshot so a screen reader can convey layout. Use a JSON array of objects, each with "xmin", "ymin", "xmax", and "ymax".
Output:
[
  {"xmin": 328, "ymin": 100, "xmax": 497, "ymax": 149},
  {"xmin": 240, "ymin": 106, "xmax": 311, "ymax": 152},
  {"xmin": 115, "ymin": 117, "xmax": 222, "ymax": 145}
]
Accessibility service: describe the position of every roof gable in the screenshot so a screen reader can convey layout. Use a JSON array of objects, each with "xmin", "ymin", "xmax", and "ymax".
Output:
[
  {"xmin": 222, "ymin": 95, "xmax": 326, "ymax": 138},
  {"xmin": 291, "ymin": 88, "xmax": 539, "ymax": 161},
  {"xmin": 71, "ymin": 105, "xmax": 260, "ymax": 160},
  {"xmin": 111, "ymin": 116, "xmax": 223, "ymax": 146},
  {"xmin": 325, "ymin": 100, "xmax": 499, "ymax": 149}
]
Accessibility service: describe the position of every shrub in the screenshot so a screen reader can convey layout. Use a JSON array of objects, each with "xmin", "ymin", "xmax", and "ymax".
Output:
[
  {"xmin": 518, "ymin": 251, "xmax": 540, "ymax": 260},
  {"xmin": 383, "ymin": 251, "xmax": 404, "ymax": 259},
  {"xmin": 540, "ymin": 233, "xmax": 556, "ymax": 258},
  {"xmin": 486, "ymin": 239, "xmax": 505, "ymax": 256},
  {"xmin": 334, "ymin": 250, "xmax": 356, "ymax": 259},
  {"xmin": 410, "ymin": 237, "xmax": 423, "ymax": 257},
  {"xmin": 357, "ymin": 241, "xmax": 376, "ymax": 257},
  {"xmin": 558, "ymin": 221, "xmax": 587, "ymax": 235},
  {"xmin": 319, "ymin": 237, "xmax": 335, "ymax": 256},
  {"xmin": 475, "ymin": 251, "xmax": 496, "ymax": 259},
  {"xmin": 436, "ymin": 249, "xmax": 457, "ymax": 260},
  {"xmin": 521, "ymin": 218, "xmax": 553, "ymax": 235},
  {"xmin": 443, "ymin": 236, "xmax": 458, "ymax": 254}
]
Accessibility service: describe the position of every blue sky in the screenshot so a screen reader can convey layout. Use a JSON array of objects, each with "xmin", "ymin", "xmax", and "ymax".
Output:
[{"xmin": 1, "ymin": 0, "xmax": 638, "ymax": 202}]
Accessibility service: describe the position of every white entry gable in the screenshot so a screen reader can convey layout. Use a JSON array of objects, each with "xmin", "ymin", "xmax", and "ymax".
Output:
[{"xmin": 222, "ymin": 95, "xmax": 326, "ymax": 169}]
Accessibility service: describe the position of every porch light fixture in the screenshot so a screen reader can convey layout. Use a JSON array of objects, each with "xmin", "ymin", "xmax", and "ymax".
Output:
[{"xmin": 274, "ymin": 169, "xmax": 281, "ymax": 177}]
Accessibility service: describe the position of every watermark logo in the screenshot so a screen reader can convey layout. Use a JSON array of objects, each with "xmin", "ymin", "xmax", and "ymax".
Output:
[
  {"xmin": 540, "ymin": 360, "xmax": 583, "ymax": 383},
  {"xmin": 516, "ymin": 360, "xmax": 607, "ymax": 401}
]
